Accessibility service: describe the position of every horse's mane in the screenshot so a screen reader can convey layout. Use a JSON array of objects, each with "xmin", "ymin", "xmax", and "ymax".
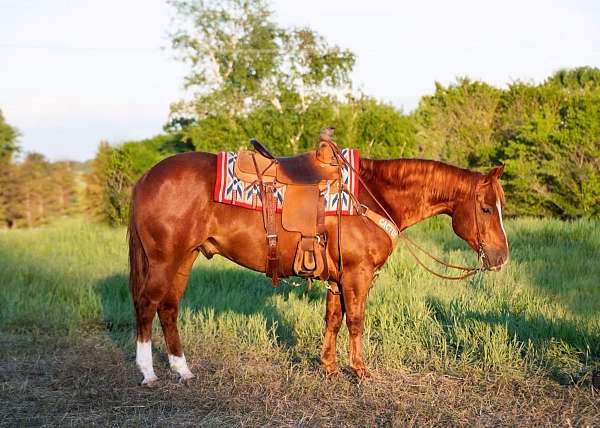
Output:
[{"xmin": 359, "ymin": 158, "xmax": 486, "ymax": 202}]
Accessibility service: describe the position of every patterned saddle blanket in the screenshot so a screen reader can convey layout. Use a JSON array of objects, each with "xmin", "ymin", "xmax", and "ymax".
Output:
[{"xmin": 213, "ymin": 149, "xmax": 360, "ymax": 215}]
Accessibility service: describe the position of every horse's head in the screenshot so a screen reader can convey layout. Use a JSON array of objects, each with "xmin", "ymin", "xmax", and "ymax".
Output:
[{"xmin": 452, "ymin": 165, "xmax": 509, "ymax": 271}]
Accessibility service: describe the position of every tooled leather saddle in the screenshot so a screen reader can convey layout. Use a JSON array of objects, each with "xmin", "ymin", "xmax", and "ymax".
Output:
[{"xmin": 234, "ymin": 128, "xmax": 344, "ymax": 286}]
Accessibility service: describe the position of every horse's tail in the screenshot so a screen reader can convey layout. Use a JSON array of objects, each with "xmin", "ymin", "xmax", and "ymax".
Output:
[{"xmin": 128, "ymin": 187, "xmax": 148, "ymax": 302}]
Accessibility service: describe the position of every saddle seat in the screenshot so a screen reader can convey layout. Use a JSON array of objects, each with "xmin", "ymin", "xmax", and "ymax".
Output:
[
  {"xmin": 234, "ymin": 141, "xmax": 340, "ymax": 185},
  {"xmin": 233, "ymin": 129, "xmax": 344, "ymax": 286}
]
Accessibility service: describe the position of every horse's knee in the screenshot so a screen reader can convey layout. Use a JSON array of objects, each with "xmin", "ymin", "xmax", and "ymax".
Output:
[
  {"xmin": 346, "ymin": 315, "xmax": 364, "ymax": 336},
  {"xmin": 325, "ymin": 310, "xmax": 343, "ymax": 331}
]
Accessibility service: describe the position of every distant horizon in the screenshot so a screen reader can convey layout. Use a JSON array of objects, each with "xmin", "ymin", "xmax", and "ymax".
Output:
[{"xmin": 1, "ymin": 0, "xmax": 599, "ymax": 162}]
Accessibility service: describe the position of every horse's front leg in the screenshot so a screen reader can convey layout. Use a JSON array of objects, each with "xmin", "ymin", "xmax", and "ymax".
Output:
[
  {"xmin": 342, "ymin": 270, "xmax": 373, "ymax": 379},
  {"xmin": 319, "ymin": 283, "xmax": 344, "ymax": 375}
]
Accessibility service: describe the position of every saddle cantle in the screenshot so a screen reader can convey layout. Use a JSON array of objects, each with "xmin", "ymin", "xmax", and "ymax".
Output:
[{"xmin": 236, "ymin": 128, "xmax": 343, "ymax": 286}]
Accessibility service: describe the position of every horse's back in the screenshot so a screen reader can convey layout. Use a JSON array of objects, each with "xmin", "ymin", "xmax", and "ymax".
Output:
[{"xmin": 135, "ymin": 151, "xmax": 215, "ymax": 195}]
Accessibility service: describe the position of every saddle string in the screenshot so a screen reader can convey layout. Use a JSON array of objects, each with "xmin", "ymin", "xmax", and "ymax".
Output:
[
  {"xmin": 336, "ymin": 158, "xmax": 344, "ymax": 287},
  {"xmin": 251, "ymin": 153, "xmax": 280, "ymax": 286},
  {"xmin": 328, "ymin": 143, "xmax": 484, "ymax": 281}
]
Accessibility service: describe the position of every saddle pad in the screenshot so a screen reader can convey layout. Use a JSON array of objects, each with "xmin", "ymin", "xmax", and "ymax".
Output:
[{"xmin": 214, "ymin": 149, "xmax": 360, "ymax": 215}]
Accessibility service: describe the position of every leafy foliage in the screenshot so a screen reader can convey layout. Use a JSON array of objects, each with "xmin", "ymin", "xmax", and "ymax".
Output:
[
  {"xmin": 1, "ymin": 153, "xmax": 82, "ymax": 228},
  {"xmin": 84, "ymin": 134, "xmax": 193, "ymax": 225},
  {"xmin": 0, "ymin": 109, "xmax": 19, "ymax": 160},
  {"xmin": 415, "ymin": 78, "xmax": 500, "ymax": 168},
  {"xmin": 93, "ymin": 69, "xmax": 600, "ymax": 224},
  {"xmin": 412, "ymin": 69, "xmax": 600, "ymax": 218},
  {"xmin": 492, "ymin": 71, "xmax": 600, "ymax": 218},
  {"xmin": 0, "ymin": 110, "xmax": 20, "ymax": 226},
  {"xmin": 168, "ymin": 0, "xmax": 355, "ymax": 152},
  {"xmin": 7, "ymin": 0, "xmax": 598, "ymax": 225},
  {"xmin": 1, "ymin": 111, "xmax": 86, "ymax": 228}
]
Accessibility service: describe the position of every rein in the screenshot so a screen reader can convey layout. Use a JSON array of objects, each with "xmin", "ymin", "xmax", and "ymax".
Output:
[{"xmin": 329, "ymin": 145, "xmax": 486, "ymax": 281}]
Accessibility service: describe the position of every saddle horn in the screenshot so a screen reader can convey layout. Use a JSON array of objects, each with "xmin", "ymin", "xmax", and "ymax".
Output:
[{"xmin": 319, "ymin": 127, "xmax": 335, "ymax": 142}]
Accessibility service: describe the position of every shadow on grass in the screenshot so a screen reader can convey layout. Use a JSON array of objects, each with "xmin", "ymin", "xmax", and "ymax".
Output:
[
  {"xmin": 507, "ymin": 223, "xmax": 600, "ymax": 316},
  {"xmin": 425, "ymin": 295, "xmax": 600, "ymax": 382},
  {"xmin": 417, "ymin": 218, "xmax": 600, "ymax": 316},
  {"xmin": 95, "ymin": 261, "xmax": 324, "ymax": 351},
  {"xmin": 411, "ymin": 218, "xmax": 600, "ymax": 382}
]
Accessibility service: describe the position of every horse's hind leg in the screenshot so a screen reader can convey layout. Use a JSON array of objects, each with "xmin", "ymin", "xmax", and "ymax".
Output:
[
  {"xmin": 134, "ymin": 262, "xmax": 172, "ymax": 386},
  {"xmin": 134, "ymin": 251, "xmax": 198, "ymax": 385},
  {"xmin": 157, "ymin": 250, "xmax": 198, "ymax": 382}
]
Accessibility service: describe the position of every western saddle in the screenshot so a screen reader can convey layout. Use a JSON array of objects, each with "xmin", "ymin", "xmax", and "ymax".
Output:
[{"xmin": 234, "ymin": 128, "xmax": 345, "ymax": 286}]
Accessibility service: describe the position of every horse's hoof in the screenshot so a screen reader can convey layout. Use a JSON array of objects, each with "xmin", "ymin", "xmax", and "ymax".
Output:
[
  {"xmin": 320, "ymin": 361, "xmax": 340, "ymax": 377},
  {"xmin": 326, "ymin": 369, "xmax": 341, "ymax": 379},
  {"xmin": 141, "ymin": 376, "xmax": 159, "ymax": 388},
  {"xmin": 322, "ymin": 366, "xmax": 340, "ymax": 378},
  {"xmin": 179, "ymin": 373, "xmax": 195, "ymax": 386},
  {"xmin": 353, "ymin": 367, "xmax": 371, "ymax": 380}
]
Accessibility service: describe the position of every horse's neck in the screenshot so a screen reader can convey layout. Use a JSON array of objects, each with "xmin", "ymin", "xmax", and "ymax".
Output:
[{"xmin": 358, "ymin": 158, "xmax": 476, "ymax": 230}]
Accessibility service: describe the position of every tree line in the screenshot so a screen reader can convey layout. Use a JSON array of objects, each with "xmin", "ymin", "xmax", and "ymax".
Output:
[
  {"xmin": 2, "ymin": 0, "xmax": 599, "ymax": 227},
  {"xmin": 0, "ymin": 110, "xmax": 86, "ymax": 228}
]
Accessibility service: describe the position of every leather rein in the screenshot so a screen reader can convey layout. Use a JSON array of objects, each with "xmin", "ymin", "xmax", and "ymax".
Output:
[{"xmin": 330, "ymin": 146, "xmax": 488, "ymax": 281}]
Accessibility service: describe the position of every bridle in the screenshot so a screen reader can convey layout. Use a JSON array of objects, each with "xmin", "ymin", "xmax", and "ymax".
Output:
[
  {"xmin": 394, "ymin": 185, "xmax": 489, "ymax": 281},
  {"xmin": 331, "ymin": 144, "xmax": 491, "ymax": 281},
  {"xmin": 473, "ymin": 183, "xmax": 490, "ymax": 270}
]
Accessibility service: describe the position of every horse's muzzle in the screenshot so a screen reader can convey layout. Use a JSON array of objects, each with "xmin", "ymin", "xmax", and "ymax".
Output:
[{"xmin": 484, "ymin": 251, "xmax": 509, "ymax": 272}]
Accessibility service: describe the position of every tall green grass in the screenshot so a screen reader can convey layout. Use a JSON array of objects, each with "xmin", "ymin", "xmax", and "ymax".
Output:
[{"xmin": 0, "ymin": 217, "xmax": 598, "ymax": 379}]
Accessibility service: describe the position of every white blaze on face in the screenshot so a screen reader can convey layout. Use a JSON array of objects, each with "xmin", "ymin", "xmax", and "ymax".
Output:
[
  {"xmin": 168, "ymin": 354, "xmax": 195, "ymax": 380},
  {"xmin": 136, "ymin": 341, "xmax": 158, "ymax": 384},
  {"xmin": 496, "ymin": 200, "xmax": 508, "ymax": 247}
]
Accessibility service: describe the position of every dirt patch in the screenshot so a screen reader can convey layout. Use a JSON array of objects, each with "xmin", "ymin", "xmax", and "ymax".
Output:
[{"xmin": 0, "ymin": 333, "xmax": 598, "ymax": 426}]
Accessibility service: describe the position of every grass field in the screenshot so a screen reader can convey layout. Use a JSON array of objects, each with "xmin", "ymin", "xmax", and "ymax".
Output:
[{"xmin": 1, "ymin": 217, "xmax": 598, "ymax": 425}]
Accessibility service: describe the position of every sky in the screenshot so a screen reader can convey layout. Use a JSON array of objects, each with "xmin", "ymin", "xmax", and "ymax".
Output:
[{"xmin": 1, "ymin": 0, "xmax": 599, "ymax": 162}]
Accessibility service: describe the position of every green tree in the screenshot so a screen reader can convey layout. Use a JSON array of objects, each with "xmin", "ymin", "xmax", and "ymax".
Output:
[
  {"xmin": 84, "ymin": 141, "xmax": 113, "ymax": 220},
  {"xmin": 0, "ymin": 109, "xmax": 19, "ymax": 159},
  {"xmin": 85, "ymin": 134, "xmax": 196, "ymax": 225},
  {"xmin": 415, "ymin": 78, "xmax": 500, "ymax": 168},
  {"xmin": 49, "ymin": 161, "xmax": 79, "ymax": 217},
  {"xmin": 13, "ymin": 153, "xmax": 52, "ymax": 228},
  {"xmin": 546, "ymin": 66, "xmax": 600, "ymax": 91},
  {"xmin": 336, "ymin": 96, "xmax": 417, "ymax": 158},
  {"xmin": 169, "ymin": 0, "xmax": 355, "ymax": 153},
  {"xmin": 0, "ymin": 110, "xmax": 20, "ymax": 228},
  {"xmin": 496, "ymin": 78, "xmax": 600, "ymax": 218}
]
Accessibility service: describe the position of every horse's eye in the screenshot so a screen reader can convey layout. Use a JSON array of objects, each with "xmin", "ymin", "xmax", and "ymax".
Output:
[{"xmin": 482, "ymin": 207, "xmax": 491, "ymax": 214}]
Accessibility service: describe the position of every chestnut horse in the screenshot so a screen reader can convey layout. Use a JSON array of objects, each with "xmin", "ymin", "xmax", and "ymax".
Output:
[{"xmin": 128, "ymin": 152, "xmax": 509, "ymax": 385}]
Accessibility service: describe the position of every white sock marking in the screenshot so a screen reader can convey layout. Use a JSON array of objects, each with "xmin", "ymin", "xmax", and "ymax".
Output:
[
  {"xmin": 136, "ymin": 341, "xmax": 158, "ymax": 384},
  {"xmin": 168, "ymin": 353, "xmax": 195, "ymax": 380}
]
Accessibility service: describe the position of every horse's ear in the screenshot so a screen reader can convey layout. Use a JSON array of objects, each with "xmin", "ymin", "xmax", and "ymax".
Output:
[{"xmin": 486, "ymin": 165, "xmax": 504, "ymax": 180}]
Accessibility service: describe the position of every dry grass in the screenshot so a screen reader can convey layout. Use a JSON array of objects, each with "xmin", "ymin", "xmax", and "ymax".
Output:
[{"xmin": 1, "ymin": 332, "xmax": 598, "ymax": 427}]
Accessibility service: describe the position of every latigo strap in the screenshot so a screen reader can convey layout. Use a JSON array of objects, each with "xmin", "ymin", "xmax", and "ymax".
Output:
[{"xmin": 262, "ymin": 182, "xmax": 280, "ymax": 286}]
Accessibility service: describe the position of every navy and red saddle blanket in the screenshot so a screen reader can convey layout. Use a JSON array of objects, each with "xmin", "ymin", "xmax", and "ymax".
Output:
[{"xmin": 213, "ymin": 149, "xmax": 360, "ymax": 215}]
